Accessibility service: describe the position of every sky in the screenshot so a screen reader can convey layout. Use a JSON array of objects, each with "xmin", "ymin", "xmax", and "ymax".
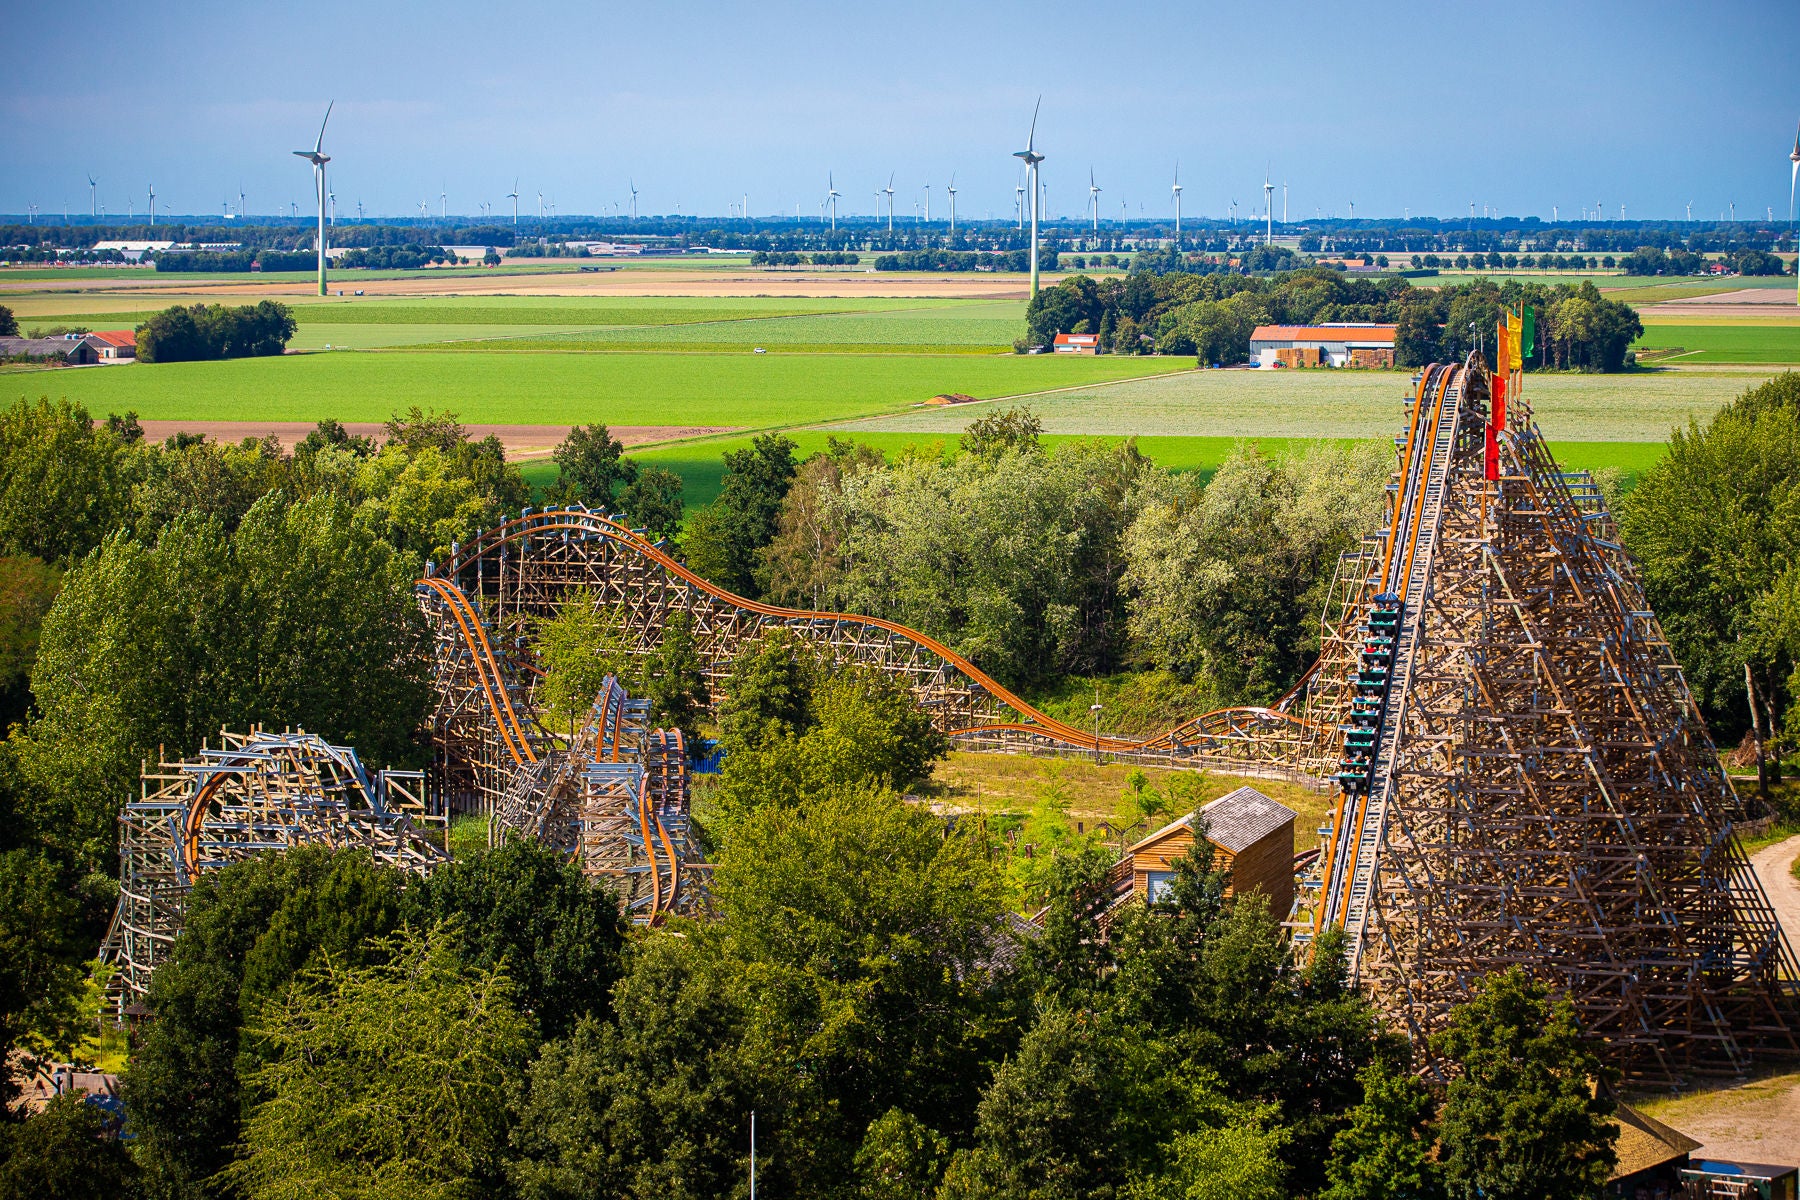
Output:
[{"xmin": 5, "ymin": 0, "xmax": 1796, "ymax": 225}]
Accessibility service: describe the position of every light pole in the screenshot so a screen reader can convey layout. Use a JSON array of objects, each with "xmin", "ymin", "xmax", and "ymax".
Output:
[{"xmin": 1090, "ymin": 699, "xmax": 1103, "ymax": 764}]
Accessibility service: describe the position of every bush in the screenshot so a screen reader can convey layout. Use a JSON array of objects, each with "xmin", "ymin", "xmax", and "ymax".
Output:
[{"xmin": 135, "ymin": 301, "xmax": 295, "ymax": 362}]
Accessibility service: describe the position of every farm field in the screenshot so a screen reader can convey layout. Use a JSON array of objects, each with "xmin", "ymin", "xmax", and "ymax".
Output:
[
  {"xmin": 10, "ymin": 348, "xmax": 1174, "ymax": 428},
  {"xmin": 830, "ymin": 366, "xmax": 1777, "ymax": 443},
  {"xmin": 1633, "ymin": 324, "xmax": 1800, "ymax": 364}
]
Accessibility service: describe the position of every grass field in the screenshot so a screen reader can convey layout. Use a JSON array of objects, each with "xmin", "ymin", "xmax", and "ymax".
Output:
[
  {"xmin": 1634, "ymin": 324, "xmax": 1800, "ymax": 363},
  {"xmin": 831, "ymin": 366, "xmax": 1775, "ymax": 443},
  {"xmin": 11, "ymin": 350, "xmax": 1176, "ymax": 427}
]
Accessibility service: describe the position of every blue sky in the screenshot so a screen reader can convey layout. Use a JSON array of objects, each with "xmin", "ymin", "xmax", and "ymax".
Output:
[{"xmin": 6, "ymin": 0, "xmax": 1795, "ymax": 223}]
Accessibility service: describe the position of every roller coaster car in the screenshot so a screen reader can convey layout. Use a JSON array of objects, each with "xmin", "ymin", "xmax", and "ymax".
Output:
[
  {"xmin": 1355, "ymin": 668, "xmax": 1390, "ymax": 689},
  {"xmin": 1349, "ymin": 696, "xmax": 1383, "ymax": 725}
]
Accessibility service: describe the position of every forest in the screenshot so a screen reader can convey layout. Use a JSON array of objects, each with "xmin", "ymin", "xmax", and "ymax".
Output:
[{"xmin": 2, "ymin": 374, "xmax": 1799, "ymax": 1195}]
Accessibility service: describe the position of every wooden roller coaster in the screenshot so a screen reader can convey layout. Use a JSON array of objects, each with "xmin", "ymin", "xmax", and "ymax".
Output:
[{"xmin": 98, "ymin": 352, "xmax": 1797, "ymax": 1080}]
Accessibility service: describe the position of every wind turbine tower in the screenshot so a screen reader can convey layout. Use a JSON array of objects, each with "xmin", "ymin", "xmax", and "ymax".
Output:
[
  {"xmin": 1012, "ymin": 98, "xmax": 1046, "ymax": 297},
  {"xmin": 1089, "ymin": 168, "xmax": 1101, "ymax": 235},
  {"xmin": 923, "ymin": 182, "xmax": 930, "ymax": 223},
  {"xmin": 239, "ymin": 185, "xmax": 247, "ymax": 220},
  {"xmin": 827, "ymin": 173, "xmax": 840, "ymax": 232},
  {"xmin": 1015, "ymin": 176, "xmax": 1025, "ymax": 230},
  {"xmin": 1171, "ymin": 163, "xmax": 1182, "ymax": 243},
  {"xmin": 441, "ymin": 184, "xmax": 447, "ymax": 219},
  {"xmin": 947, "ymin": 173, "xmax": 957, "ymax": 234},
  {"xmin": 884, "ymin": 174, "xmax": 896, "ymax": 232},
  {"xmin": 88, "ymin": 174, "xmax": 97, "ymax": 217},
  {"xmin": 147, "ymin": 183, "xmax": 155, "ymax": 227},
  {"xmin": 292, "ymin": 101, "xmax": 334, "ymax": 297},
  {"xmin": 1263, "ymin": 171, "xmax": 1274, "ymax": 244}
]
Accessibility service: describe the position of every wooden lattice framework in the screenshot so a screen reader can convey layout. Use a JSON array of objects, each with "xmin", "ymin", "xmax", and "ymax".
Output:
[
  {"xmin": 99, "ymin": 731, "xmax": 444, "ymax": 1013},
  {"xmin": 426, "ymin": 508, "xmax": 1329, "ymax": 784},
  {"xmin": 1294, "ymin": 360, "xmax": 1799, "ymax": 1082}
]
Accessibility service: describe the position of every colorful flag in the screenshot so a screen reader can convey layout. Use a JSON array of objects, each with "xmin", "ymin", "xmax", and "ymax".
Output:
[
  {"xmin": 1521, "ymin": 304, "xmax": 1535, "ymax": 359},
  {"xmin": 1486, "ymin": 373, "xmax": 1507, "ymax": 481}
]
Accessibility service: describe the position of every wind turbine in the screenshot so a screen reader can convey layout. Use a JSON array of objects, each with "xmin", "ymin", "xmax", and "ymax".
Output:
[
  {"xmin": 629, "ymin": 179, "xmax": 639, "ymax": 219},
  {"xmin": 827, "ymin": 172, "xmax": 839, "ymax": 231},
  {"xmin": 1282, "ymin": 180, "xmax": 1287, "ymax": 224},
  {"xmin": 509, "ymin": 179, "xmax": 520, "ymax": 225},
  {"xmin": 88, "ymin": 174, "xmax": 97, "ymax": 217},
  {"xmin": 947, "ymin": 173, "xmax": 957, "ymax": 234},
  {"xmin": 441, "ymin": 184, "xmax": 447, "ymax": 219},
  {"xmin": 1089, "ymin": 168, "xmax": 1101, "ymax": 235},
  {"xmin": 328, "ymin": 190, "xmax": 336, "ymax": 225},
  {"xmin": 1012, "ymin": 97, "xmax": 1045, "ymax": 297},
  {"xmin": 923, "ymin": 182, "xmax": 931, "ymax": 223},
  {"xmin": 1263, "ymin": 171, "xmax": 1274, "ymax": 244},
  {"xmin": 882, "ymin": 174, "xmax": 896, "ymax": 231},
  {"xmin": 1789, "ymin": 120, "xmax": 1800, "ymax": 222},
  {"xmin": 239, "ymin": 184, "xmax": 247, "ymax": 220},
  {"xmin": 147, "ymin": 183, "xmax": 155, "ymax": 227},
  {"xmin": 537, "ymin": 190, "xmax": 544, "ymax": 219},
  {"xmin": 292, "ymin": 100, "xmax": 333, "ymax": 296},
  {"xmin": 1015, "ymin": 175, "xmax": 1025, "ymax": 230},
  {"xmin": 1171, "ymin": 163, "xmax": 1182, "ymax": 243}
]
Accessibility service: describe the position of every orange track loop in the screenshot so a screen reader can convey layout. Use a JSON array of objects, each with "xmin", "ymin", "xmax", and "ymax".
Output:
[{"xmin": 441, "ymin": 511, "xmax": 1320, "ymax": 757}]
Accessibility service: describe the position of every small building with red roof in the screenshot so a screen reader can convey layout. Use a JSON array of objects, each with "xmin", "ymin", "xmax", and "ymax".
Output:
[{"xmin": 88, "ymin": 330, "xmax": 137, "ymax": 360}]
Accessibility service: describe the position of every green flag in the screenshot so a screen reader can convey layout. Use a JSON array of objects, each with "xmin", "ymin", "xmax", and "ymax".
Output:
[{"xmin": 1521, "ymin": 304, "xmax": 1535, "ymax": 358}]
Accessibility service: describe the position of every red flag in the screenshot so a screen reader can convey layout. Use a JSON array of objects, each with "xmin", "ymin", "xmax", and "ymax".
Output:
[{"xmin": 1485, "ymin": 374, "xmax": 1507, "ymax": 482}]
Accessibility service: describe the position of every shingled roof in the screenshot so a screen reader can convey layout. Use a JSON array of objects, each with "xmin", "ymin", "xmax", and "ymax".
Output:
[{"xmin": 1129, "ymin": 786, "xmax": 1296, "ymax": 856}]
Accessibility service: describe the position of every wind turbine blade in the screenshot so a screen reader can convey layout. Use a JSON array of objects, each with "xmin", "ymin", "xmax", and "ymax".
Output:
[
  {"xmin": 315, "ymin": 100, "xmax": 334, "ymax": 153},
  {"xmin": 1027, "ymin": 95, "xmax": 1040, "ymax": 151}
]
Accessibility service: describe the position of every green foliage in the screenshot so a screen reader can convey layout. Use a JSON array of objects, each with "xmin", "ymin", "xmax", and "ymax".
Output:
[
  {"xmin": 124, "ymin": 847, "xmax": 411, "ymax": 1193},
  {"xmin": 1619, "ymin": 373, "xmax": 1800, "ymax": 741},
  {"xmin": 0, "ymin": 397, "xmax": 130, "ymax": 563},
  {"xmin": 761, "ymin": 438, "xmax": 887, "ymax": 609},
  {"xmin": 533, "ymin": 590, "xmax": 635, "ymax": 732},
  {"xmin": 0, "ymin": 850, "xmax": 89, "ymax": 1105},
  {"xmin": 618, "ymin": 465, "xmax": 685, "ymax": 540},
  {"xmin": 135, "ymin": 300, "xmax": 295, "ymax": 363},
  {"xmin": 1123, "ymin": 441, "xmax": 1390, "ymax": 703},
  {"xmin": 811, "ymin": 436, "xmax": 1157, "ymax": 686},
  {"xmin": 641, "ymin": 608, "xmax": 708, "ymax": 751},
  {"xmin": 413, "ymin": 839, "xmax": 626, "ymax": 1041},
  {"xmin": 716, "ymin": 628, "xmax": 819, "ymax": 755},
  {"xmin": 961, "ymin": 406, "xmax": 1042, "ymax": 461},
  {"xmin": 1430, "ymin": 968, "xmax": 1617, "ymax": 1200},
  {"xmin": 13, "ymin": 493, "xmax": 430, "ymax": 876},
  {"xmin": 552, "ymin": 423, "xmax": 637, "ymax": 509},
  {"xmin": 0, "ymin": 306, "xmax": 15, "ymax": 338},
  {"xmin": 856, "ymin": 1108, "xmax": 949, "ymax": 1200},
  {"xmin": 679, "ymin": 433, "xmax": 797, "ymax": 598},
  {"xmin": 124, "ymin": 432, "xmax": 291, "ymax": 539},
  {"xmin": 1322, "ymin": 1058, "xmax": 1446, "ymax": 1200},
  {"xmin": 222, "ymin": 924, "xmax": 534, "ymax": 1200},
  {"xmin": 0, "ymin": 555, "xmax": 60, "ymax": 731},
  {"xmin": 1128, "ymin": 1112, "xmax": 1290, "ymax": 1200},
  {"xmin": 0, "ymin": 1092, "xmax": 140, "ymax": 1200}
]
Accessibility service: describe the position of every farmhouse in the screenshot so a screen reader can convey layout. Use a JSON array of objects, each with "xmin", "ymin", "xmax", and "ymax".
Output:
[
  {"xmin": 1125, "ymin": 786, "xmax": 1296, "ymax": 917},
  {"xmin": 1250, "ymin": 322, "xmax": 1397, "ymax": 368},
  {"xmin": 1053, "ymin": 332, "xmax": 1099, "ymax": 354},
  {"xmin": 88, "ymin": 330, "xmax": 136, "ymax": 360}
]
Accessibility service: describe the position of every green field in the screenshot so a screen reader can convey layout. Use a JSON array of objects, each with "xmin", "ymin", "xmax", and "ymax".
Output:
[
  {"xmin": 12, "ymin": 350, "xmax": 1177, "ymax": 427},
  {"xmin": 1634, "ymin": 325, "xmax": 1800, "ymax": 364},
  {"xmin": 831, "ymin": 366, "xmax": 1774, "ymax": 444}
]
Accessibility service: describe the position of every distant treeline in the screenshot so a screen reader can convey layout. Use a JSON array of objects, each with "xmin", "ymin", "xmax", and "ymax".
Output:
[
  {"xmin": 136, "ymin": 301, "xmax": 296, "ymax": 363},
  {"xmin": 154, "ymin": 250, "xmax": 317, "ymax": 272},
  {"xmin": 874, "ymin": 249, "xmax": 1058, "ymax": 272},
  {"xmin": 335, "ymin": 244, "xmax": 454, "ymax": 269},
  {"xmin": 1025, "ymin": 266, "xmax": 1643, "ymax": 371},
  {"xmin": 750, "ymin": 250, "xmax": 861, "ymax": 266}
]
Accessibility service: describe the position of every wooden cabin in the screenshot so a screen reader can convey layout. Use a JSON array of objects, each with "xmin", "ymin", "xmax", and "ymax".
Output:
[{"xmin": 1126, "ymin": 786, "xmax": 1296, "ymax": 918}]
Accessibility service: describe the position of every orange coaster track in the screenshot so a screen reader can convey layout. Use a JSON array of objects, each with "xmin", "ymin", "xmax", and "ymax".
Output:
[{"xmin": 421, "ymin": 507, "xmax": 1330, "ymax": 786}]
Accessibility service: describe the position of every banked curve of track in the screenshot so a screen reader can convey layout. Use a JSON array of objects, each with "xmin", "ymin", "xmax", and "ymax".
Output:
[{"xmin": 426, "ymin": 506, "xmax": 1323, "ymax": 765}]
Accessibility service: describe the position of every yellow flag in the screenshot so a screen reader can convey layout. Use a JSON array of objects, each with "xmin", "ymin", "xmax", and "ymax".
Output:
[{"xmin": 1498, "ymin": 310, "xmax": 1522, "ymax": 373}]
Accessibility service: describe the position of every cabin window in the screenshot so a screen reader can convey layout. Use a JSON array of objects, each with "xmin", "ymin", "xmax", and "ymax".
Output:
[{"xmin": 1146, "ymin": 871, "xmax": 1175, "ymax": 904}]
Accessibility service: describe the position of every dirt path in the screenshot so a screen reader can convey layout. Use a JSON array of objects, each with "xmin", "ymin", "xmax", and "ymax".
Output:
[{"xmin": 1633, "ymin": 836, "xmax": 1800, "ymax": 1161}]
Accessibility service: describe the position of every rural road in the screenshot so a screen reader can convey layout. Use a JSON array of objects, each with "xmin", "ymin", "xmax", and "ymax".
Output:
[{"xmin": 1649, "ymin": 834, "xmax": 1800, "ymax": 1162}]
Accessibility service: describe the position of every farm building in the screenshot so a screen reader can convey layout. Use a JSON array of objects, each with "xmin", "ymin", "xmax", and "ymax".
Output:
[
  {"xmin": 0, "ymin": 336, "xmax": 98, "ymax": 365},
  {"xmin": 88, "ymin": 330, "xmax": 136, "ymax": 360},
  {"xmin": 1053, "ymin": 332, "xmax": 1100, "ymax": 354},
  {"xmin": 1125, "ymin": 786, "xmax": 1296, "ymax": 917},
  {"xmin": 1250, "ymin": 322, "xmax": 1397, "ymax": 368}
]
